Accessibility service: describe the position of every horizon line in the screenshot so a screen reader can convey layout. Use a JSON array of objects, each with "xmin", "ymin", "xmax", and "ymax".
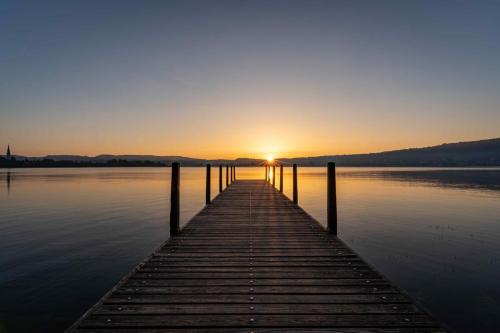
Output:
[{"xmin": 4, "ymin": 136, "xmax": 499, "ymax": 161}]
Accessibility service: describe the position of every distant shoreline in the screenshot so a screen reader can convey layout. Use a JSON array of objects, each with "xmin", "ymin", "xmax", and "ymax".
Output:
[{"xmin": 3, "ymin": 137, "xmax": 500, "ymax": 168}]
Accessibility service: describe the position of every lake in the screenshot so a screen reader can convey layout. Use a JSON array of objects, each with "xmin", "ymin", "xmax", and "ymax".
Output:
[{"xmin": 1, "ymin": 167, "xmax": 499, "ymax": 332}]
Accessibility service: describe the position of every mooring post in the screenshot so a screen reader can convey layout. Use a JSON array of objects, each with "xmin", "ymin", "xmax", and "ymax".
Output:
[
  {"xmin": 272, "ymin": 164, "xmax": 276, "ymax": 187},
  {"xmin": 327, "ymin": 162, "xmax": 338, "ymax": 235},
  {"xmin": 292, "ymin": 163, "xmax": 298, "ymax": 205},
  {"xmin": 233, "ymin": 165, "xmax": 236, "ymax": 180},
  {"xmin": 231, "ymin": 165, "xmax": 234, "ymax": 182},
  {"xmin": 264, "ymin": 165, "xmax": 267, "ymax": 180},
  {"xmin": 279, "ymin": 164, "xmax": 283, "ymax": 192},
  {"xmin": 206, "ymin": 164, "xmax": 211, "ymax": 205},
  {"xmin": 170, "ymin": 162, "xmax": 180, "ymax": 235},
  {"xmin": 219, "ymin": 165, "xmax": 222, "ymax": 192},
  {"xmin": 226, "ymin": 165, "xmax": 229, "ymax": 187}
]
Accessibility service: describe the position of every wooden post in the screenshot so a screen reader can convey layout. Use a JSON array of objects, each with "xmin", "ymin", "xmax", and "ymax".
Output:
[
  {"xmin": 226, "ymin": 165, "xmax": 229, "ymax": 187},
  {"xmin": 327, "ymin": 162, "xmax": 338, "ymax": 235},
  {"xmin": 231, "ymin": 165, "xmax": 234, "ymax": 182},
  {"xmin": 206, "ymin": 164, "xmax": 211, "ymax": 205},
  {"xmin": 292, "ymin": 163, "xmax": 298, "ymax": 205},
  {"xmin": 264, "ymin": 165, "xmax": 267, "ymax": 180},
  {"xmin": 272, "ymin": 165, "xmax": 276, "ymax": 187},
  {"xmin": 219, "ymin": 165, "xmax": 222, "ymax": 192},
  {"xmin": 233, "ymin": 165, "xmax": 236, "ymax": 181},
  {"xmin": 170, "ymin": 162, "xmax": 180, "ymax": 235},
  {"xmin": 279, "ymin": 164, "xmax": 283, "ymax": 193}
]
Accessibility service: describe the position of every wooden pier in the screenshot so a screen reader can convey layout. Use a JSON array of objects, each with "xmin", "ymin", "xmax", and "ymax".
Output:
[{"xmin": 68, "ymin": 167, "xmax": 446, "ymax": 332}]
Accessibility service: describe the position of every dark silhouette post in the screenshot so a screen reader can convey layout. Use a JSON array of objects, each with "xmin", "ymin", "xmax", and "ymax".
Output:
[
  {"xmin": 327, "ymin": 162, "xmax": 338, "ymax": 235},
  {"xmin": 226, "ymin": 165, "xmax": 229, "ymax": 187},
  {"xmin": 272, "ymin": 164, "xmax": 276, "ymax": 187},
  {"xmin": 231, "ymin": 165, "xmax": 234, "ymax": 182},
  {"xmin": 170, "ymin": 162, "xmax": 180, "ymax": 235},
  {"xmin": 206, "ymin": 164, "xmax": 211, "ymax": 205},
  {"xmin": 233, "ymin": 165, "xmax": 236, "ymax": 181},
  {"xmin": 264, "ymin": 165, "xmax": 267, "ymax": 180},
  {"xmin": 219, "ymin": 165, "xmax": 222, "ymax": 192},
  {"xmin": 279, "ymin": 164, "xmax": 283, "ymax": 193},
  {"xmin": 292, "ymin": 163, "xmax": 298, "ymax": 205}
]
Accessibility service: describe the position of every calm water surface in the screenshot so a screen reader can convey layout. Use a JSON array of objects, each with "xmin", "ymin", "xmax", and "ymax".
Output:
[{"xmin": 1, "ymin": 167, "xmax": 499, "ymax": 332}]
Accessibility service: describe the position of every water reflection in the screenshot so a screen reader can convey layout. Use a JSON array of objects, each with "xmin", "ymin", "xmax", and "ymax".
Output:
[
  {"xmin": 5, "ymin": 171, "xmax": 10, "ymax": 194},
  {"xmin": 340, "ymin": 168, "xmax": 500, "ymax": 193},
  {"xmin": 0, "ymin": 167, "xmax": 499, "ymax": 333}
]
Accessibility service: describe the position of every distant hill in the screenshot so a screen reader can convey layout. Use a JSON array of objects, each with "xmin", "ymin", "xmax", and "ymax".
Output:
[
  {"xmin": 3, "ymin": 137, "xmax": 500, "ymax": 167},
  {"xmin": 38, "ymin": 154, "xmax": 207, "ymax": 166},
  {"xmin": 281, "ymin": 137, "xmax": 500, "ymax": 166}
]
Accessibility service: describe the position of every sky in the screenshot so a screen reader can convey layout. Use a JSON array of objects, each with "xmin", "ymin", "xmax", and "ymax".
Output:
[{"xmin": 1, "ymin": 0, "xmax": 500, "ymax": 159}]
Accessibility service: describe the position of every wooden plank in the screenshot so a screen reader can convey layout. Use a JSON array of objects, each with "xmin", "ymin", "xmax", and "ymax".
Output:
[
  {"xmin": 76, "ymin": 314, "xmax": 439, "ymax": 328},
  {"xmin": 124, "ymin": 278, "xmax": 389, "ymax": 287},
  {"xmin": 136, "ymin": 266, "xmax": 374, "ymax": 273},
  {"xmin": 143, "ymin": 262, "xmax": 367, "ymax": 267},
  {"xmin": 67, "ymin": 179, "xmax": 446, "ymax": 332},
  {"xmin": 114, "ymin": 285, "xmax": 398, "ymax": 294},
  {"xmin": 131, "ymin": 272, "xmax": 380, "ymax": 279},
  {"xmin": 104, "ymin": 293, "xmax": 412, "ymax": 304},
  {"xmin": 75, "ymin": 329, "xmax": 446, "ymax": 333},
  {"xmin": 149, "ymin": 257, "xmax": 361, "ymax": 262},
  {"xmin": 93, "ymin": 303, "xmax": 422, "ymax": 315}
]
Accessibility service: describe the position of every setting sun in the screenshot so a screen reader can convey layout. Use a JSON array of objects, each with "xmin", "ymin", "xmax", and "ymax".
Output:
[{"xmin": 266, "ymin": 155, "xmax": 275, "ymax": 163}]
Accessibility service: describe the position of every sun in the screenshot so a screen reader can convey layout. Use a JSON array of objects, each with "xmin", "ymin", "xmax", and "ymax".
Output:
[{"xmin": 266, "ymin": 155, "xmax": 274, "ymax": 163}]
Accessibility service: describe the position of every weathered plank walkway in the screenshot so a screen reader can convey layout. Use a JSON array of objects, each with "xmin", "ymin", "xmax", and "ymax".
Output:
[{"xmin": 68, "ymin": 179, "xmax": 446, "ymax": 332}]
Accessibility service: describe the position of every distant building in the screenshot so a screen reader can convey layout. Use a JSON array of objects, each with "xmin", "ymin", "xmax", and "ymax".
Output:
[{"xmin": 6, "ymin": 144, "xmax": 11, "ymax": 160}]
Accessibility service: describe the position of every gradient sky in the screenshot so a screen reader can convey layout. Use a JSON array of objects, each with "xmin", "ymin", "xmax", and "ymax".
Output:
[{"xmin": 1, "ymin": 0, "xmax": 500, "ymax": 158}]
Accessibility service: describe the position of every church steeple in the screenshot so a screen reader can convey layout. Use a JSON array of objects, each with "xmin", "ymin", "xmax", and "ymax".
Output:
[{"xmin": 6, "ymin": 144, "xmax": 11, "ymax": 159}]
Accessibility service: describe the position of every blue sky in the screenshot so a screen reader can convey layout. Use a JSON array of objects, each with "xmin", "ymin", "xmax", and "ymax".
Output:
[{"xmin": 1, "ymin": 0, "xmax": 499, "ymax": 158}]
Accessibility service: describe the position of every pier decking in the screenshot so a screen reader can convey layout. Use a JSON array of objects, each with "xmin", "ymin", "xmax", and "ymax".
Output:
[{"xmin": 68, "ymin": 179, "xmax": 446, "ymax": 332}]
